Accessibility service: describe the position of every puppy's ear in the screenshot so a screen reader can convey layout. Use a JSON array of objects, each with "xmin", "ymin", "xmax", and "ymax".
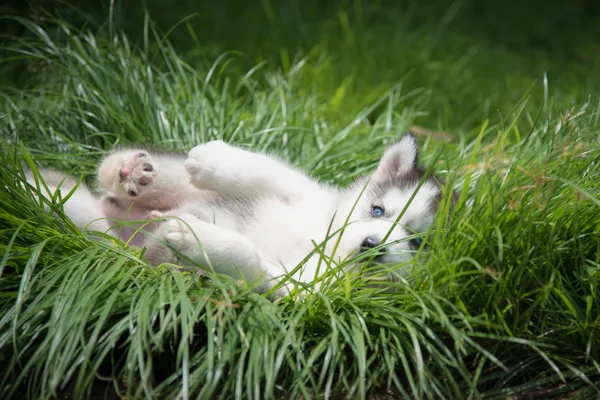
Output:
[{"xmin": 373, "ymin": 134, "xmax": 419, "ymax": 181}]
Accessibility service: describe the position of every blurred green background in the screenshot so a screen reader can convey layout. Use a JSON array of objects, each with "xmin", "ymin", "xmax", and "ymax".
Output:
[
  {"xmin": 3, "ymin": 0, "xmax": 600, "ymax": 54},
  {"xmin": 2, "ymin": 0, "xmax": 599, "ymax": 133}
]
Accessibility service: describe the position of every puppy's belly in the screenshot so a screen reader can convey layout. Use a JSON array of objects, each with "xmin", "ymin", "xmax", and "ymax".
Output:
[{"xmin": 242, "ymin": 199, "xmax": 333, "ymax": 268}]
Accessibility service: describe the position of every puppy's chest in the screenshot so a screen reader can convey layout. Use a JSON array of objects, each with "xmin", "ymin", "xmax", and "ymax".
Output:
[{"xmin": 240, "ymin": 197, "xmax": 334, "ymax": 257}]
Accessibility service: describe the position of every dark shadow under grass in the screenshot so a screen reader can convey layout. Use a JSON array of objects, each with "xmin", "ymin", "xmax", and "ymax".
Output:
[{"xmin": 1, "ymin": 6, "xmax": 600, "ymax": 399}]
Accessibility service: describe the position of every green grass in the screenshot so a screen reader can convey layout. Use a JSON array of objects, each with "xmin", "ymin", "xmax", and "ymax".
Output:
[{"xmin": 1, "ymin": 1, "xmax": 600, "ymax": 398}]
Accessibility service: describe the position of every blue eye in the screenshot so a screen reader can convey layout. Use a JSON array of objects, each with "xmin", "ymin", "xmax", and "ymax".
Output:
[
  {"xmin": 371, "ymin": 206, "xmax": 384, "ymax": 218},
  {"xmin": 410, "ymin": 237, "xmax": 424, "ymax": 249}
]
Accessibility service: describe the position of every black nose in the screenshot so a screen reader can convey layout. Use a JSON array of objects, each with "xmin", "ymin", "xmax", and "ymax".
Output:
[{"xmin": 360, "ymin": 236, "xmax": 380, "ymax": 252}]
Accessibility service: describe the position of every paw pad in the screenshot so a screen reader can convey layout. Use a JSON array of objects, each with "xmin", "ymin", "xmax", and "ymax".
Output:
[{"xmin": 118, "ymin": 152, "xmax": 158, "ymax": 196}]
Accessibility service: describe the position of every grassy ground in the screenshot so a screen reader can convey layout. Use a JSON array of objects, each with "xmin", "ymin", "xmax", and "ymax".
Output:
[{"xmin": 1, "ymin": 1, "xmax": 600, "ymax": 398}]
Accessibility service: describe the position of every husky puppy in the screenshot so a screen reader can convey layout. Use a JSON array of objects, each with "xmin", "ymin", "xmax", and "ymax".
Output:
[{"xmin": 28, "ymin": 134, "xmax": 444, "ymax": 294}]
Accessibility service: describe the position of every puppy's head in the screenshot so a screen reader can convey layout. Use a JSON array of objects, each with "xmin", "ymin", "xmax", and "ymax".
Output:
[{"xmin": 340, "ymin": 134, "xmax": 444, "ymax": 265}]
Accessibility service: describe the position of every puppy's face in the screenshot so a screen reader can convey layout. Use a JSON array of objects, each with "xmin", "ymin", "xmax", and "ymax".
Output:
[{"xmin": 339, "ymin": 135, "xmax": 442, "ymax": 265}]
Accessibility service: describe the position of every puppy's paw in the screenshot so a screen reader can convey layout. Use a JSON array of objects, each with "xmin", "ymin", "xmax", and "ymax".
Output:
[
  {"xmin": 163, "ymin": 215, "xmax": 196, "ymax": 251},
  {"xmin": 185, "ymin": 141, "xmax": 235, "ymax": 188},
  {"xmin": 146, "ymin": 210, "xmax": 166, "ymax": 220},
  {"xmin": 119, "ymin": 152, "xmax": 158, "ymax": 198},
  {"xmin": 187, "ymin": 140, "xmax": 230, "ymax": 162}
]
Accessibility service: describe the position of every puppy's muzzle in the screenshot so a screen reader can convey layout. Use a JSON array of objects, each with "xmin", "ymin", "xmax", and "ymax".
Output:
[{"xmin": 360, "ymin": 236, "xmax": 383, "ymax": 253}]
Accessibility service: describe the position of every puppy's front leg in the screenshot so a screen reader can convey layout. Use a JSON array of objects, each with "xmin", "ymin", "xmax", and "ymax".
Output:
[
  {"xmin": 184, "ymin": 141, "xmax": 318, "ymax": 202},
  {"xmin": 150, "ymin": 213, "xmax": 290, "ymax": 295}
]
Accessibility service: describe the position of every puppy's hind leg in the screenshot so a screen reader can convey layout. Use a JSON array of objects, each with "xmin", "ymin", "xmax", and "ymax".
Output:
[
  {"xmin": 26, "ymin": 169, "xmax": 113, "ymax": 238},
  {"xmin": 97, "ymin": 148, "xmax": 191, "ymax": 211}
]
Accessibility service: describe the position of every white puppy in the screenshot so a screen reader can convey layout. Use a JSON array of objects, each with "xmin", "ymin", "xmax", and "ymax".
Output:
[{"xmin": 28, "ymin": 135, "xmax": 445, "ymax": 294}]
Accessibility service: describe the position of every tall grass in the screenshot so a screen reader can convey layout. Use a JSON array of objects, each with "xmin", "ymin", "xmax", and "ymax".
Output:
[{"xmin": 1, "ymin": 4, "xmax": 600, "ymax": 399}]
